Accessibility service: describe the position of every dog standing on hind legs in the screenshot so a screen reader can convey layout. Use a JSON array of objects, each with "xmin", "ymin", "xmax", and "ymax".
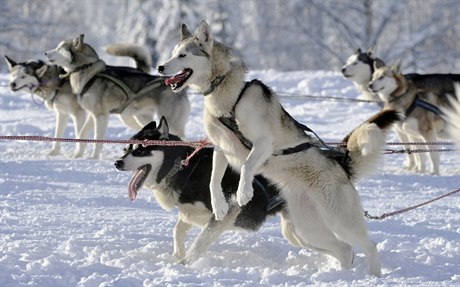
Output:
[
  {"xmin": 46, "ymin": 34, "xmax": 190, "ymax": 159},
  {"xmin": 158, "ymin": 21, "xmax": 402, "ymax": 276}
]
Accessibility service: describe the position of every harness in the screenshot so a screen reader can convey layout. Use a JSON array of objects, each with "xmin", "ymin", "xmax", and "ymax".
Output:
[
  {"xmin": 217, "ymin": 80, "xmax": 347, "ymax": 160},
  {"xmin": 405, "ymin": 96, "xmax": 446, "ymax": 117},
  {"xmin": 79, "ymin": 70, "xmax": 163, "ymax": 114},
  {"xmin": 162, "ymin": 148, "xmax": 284, "ymax": 212}
]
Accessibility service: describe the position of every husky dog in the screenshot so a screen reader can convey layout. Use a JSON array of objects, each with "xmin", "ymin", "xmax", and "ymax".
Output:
[
  {"xmin": 342, "ymin": 48, "xmax": 459, "ymax": 104},
  {"xmin": 369, "ymin": 61, "xmax": 458, "ymax": 174},
  {"xmin": 341, "ymin": 48, "xmax": 385, "ymax": 102},
  {"xmin": 158, "ymin": 21, "xmax": 402, "ymax": 276},
  {"xmin": 114, "ymin": 117, "xmax": 307, "ymax": 263},
  {"xmin": 45, "ymin": 35, "xmax": 190, "ymax": 159},
  {"xmin": 5, "ymin": 56, "xmax": 86, "ymax": 156}
]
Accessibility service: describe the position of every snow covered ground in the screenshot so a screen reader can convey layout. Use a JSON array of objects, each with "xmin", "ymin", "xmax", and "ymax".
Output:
[{"xmin": 1, "ymin": 71, "xmax": 459, "ymax": 287}]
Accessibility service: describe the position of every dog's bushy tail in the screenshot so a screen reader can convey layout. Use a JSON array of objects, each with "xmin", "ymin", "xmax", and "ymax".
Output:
[
  {"xmin": 104, "ymin": 44, "xmax": 152, "ymax": 73},
  {"xmin": 442, "ymin": 83, "xmax": 460, "ymax": 147},
  {"xmin": 344, "ymin": 109, "xmax": 401, "ymax": 180}
]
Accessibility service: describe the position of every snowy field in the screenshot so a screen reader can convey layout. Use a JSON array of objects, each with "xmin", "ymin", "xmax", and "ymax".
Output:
[{"xmin": 1, "ymin": 70, "xmax": 459, "ymax": 287}]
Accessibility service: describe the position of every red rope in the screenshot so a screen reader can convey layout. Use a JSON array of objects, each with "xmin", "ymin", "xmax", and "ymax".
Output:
[
  {"xmin": 0, "ymin": 135, "xmax": 209, "ymax": 148},
  {"xmin": 365, "ymin": 188, "xmax": 460, "ymax": 220},
  {"xmin": 0, "ymin": 135, "xmax": 456, "ymax": 147}
]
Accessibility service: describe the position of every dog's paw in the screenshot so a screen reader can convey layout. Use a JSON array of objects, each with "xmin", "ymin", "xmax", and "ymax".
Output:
[
  {"xmin": 236, "ymin": 180, "xmax": 253, "ymax": 207},
  {"xmin": 212, "ymin": 198, "xmax": 229, "ymax": 221}
]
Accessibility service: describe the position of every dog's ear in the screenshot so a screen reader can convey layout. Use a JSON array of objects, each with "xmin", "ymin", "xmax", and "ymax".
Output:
[
  {"xmin": 36, "ymin": 65, "xmax": 48, "ymax": 78},
  {"xmin": 158, "ymin": 116, "xmax": 169, "ymax": 140},
  {"xmin": 373, "ymin": 58, "xmax": 385, "ymax": 70},
  {"xmin": 142, "ymin": 121, "xmax": 157, "ymax": 132},
  {"xmin": 367, "ymin": 46, "xmax": 375, "ymax": 57},
  {"xmin": 196, "ymin": 20, "xmax": 213, "ymax": 49},
  {"xmin": 4, "ymin": 55, "xmax": 17, "ymax": 71},
  {"xmin": 373, "ymin": 59, "xmax": 385, "ymax": 71},
  {"xmin": 73, "ymin": 34, "xmax": 85, "ymax": 52},
  {"xmin": 391, "ymin": 59, "xmax": 401, "ymax": 73},
  {"xmin": 180, "ymin": 24, "xmax": 193, "ymax": 41},
  {"xmin": 355, "ymin": 48, "xmax": 362, "ymax": 54}
]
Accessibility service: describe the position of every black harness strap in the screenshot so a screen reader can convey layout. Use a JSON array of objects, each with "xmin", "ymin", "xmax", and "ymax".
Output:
[
  {"xmin": 406, "ymin": 97, "xmax": 446, "ymax": 117},
  {"xmin": 218, "ymin": 80, "xmax": 346, "ymax": 158}
]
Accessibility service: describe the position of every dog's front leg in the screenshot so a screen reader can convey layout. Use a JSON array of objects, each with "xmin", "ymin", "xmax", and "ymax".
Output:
[
  {"xmin": 50, "ymin": 112, "xmax": 68, "ymax": 155},
  {"xmin": 237, "ymin": 137, "xmax": 273, "ymax": 206},
  {"xmin": 180, "ymin": 205, "xmax": 240, "ymax": 264},
  {"xmin": 173, "ymin": 217, "xmax": 192, "ymax": 259},
  {"xmin": 210, "ymin": 148, "xmax": 229, "ymax": 220}
]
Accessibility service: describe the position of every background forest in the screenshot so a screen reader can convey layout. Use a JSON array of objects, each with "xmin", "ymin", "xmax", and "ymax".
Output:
[{"xmin": 1, "ymin": 0, "xmax": 459, "ymax": 73}]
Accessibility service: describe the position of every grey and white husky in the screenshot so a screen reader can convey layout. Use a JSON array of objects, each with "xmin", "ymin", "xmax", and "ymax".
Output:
[
  {"xmin": 341, "ymin": 48, "xmax": 459, "ymax": 103},
  {"xmin": 5, "ymin": 56, "xmax": 86, "ymax": 156},
  {"xmin": 115, "ymin": 118, "xmax": 305, "ymax": 264},
  {"xmin": 158, "ymin": 21, "xmax": 402, "ymax": 276},
  {"xmin": 369, "ymin": 60, "xmax": 459, "ymax": 174},
  {"xmin": 45, "ymin": 35, "xmax": 190, "ymax": 159}
]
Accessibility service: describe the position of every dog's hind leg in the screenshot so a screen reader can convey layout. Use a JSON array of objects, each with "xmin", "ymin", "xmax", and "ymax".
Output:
[
  {"xmin": 73, "ymin": 116, "xmax": 93, "ymax": 158},
  {"xmin": 119, "ymin": 114, "xmax": 144, "ymax": 131},
  {"xmin": 173, "ymin": 217, "xmax": 192, "ymax": 260},
  {"xmin": 49, "ymin": 111, "xmax": 68, "ymax": 155},
  {"xmin": 179, "ymin": 205, "xmax": 240, "ymax": 264},
  {"xmin": 420, "ymin": 129, "xmax": 440, "ymax": 175},
  {"xmin": 286, "ymin": 195, "xmax": 353, "ymax": 269},
  {"xmin": 311, "ymin": 184, "xmax": 381, "ymax": 276},
  {"xmin": 279, "ymin": 210, "xmax": 305, "ymax": 247}
]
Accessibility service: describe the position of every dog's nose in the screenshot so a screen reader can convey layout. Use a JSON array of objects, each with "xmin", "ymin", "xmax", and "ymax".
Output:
[
  {"xmin": 341, "ymin": 67, "xmax": 346, "ymax": 74},
  {"xmin": 10, "ymin": 82, "xmax": 16, "ymax": 89},
  {"xmin": 157, "ymin": 65, "xmax": 164, "ymax": 74},
  {"xmin": 368, "ymin": 83, "xmax": 374, "ymax": 90},
  {"xmin": 114, "ymin": 160, "xmax": 124, "ymax": 170}
]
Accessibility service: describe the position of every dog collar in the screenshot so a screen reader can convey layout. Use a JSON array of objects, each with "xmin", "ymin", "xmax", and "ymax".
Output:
[{"xmin": 202, "ymin": 73, "xmax": 227, "ymax": 96}]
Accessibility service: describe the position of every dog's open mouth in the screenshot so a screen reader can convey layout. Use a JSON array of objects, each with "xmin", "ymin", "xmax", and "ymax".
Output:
[
  {"xmin": 164, "ymin": 68, "xmax": 193, "ymax": 91},
  {"xmin": 128, "ymin": 164, "xmax": 151, "ymax": 201}
]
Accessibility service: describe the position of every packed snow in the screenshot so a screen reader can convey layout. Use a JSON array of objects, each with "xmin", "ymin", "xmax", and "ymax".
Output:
[{"xmin": 1, "ymin": 70, "xmax": 459, "ymax": 287}]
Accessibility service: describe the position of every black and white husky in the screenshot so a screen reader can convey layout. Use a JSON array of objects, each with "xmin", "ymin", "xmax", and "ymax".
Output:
[
  {"xmin": 115, "ymin": 118, "xmax": 304, "ymax": 264},
  {"xmin": 158, "ymin": 21, "xmax": 402, "ymax": 276}
]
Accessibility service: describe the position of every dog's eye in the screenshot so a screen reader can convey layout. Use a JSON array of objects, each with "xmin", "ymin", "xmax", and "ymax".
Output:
[{"xmin": 179, "ymin": 54, "xmax": 186, "ymax": 58}]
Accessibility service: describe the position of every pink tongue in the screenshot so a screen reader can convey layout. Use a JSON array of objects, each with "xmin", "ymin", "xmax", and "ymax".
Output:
[
  {"xmin": 128, "ymin": 168, "xmax": 145, "ymax": 201},
  {"xmin": 165, "ymin": 72, "xmax": 187, "ymax": 86}
]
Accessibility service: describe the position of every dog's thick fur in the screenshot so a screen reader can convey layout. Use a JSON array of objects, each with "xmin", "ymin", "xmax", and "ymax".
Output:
[
  {"xmin": 45, "ymin": 35, "xmax": 190, "ymax": 159},
  {"xmin": 115, "ymin": 118, "xmax": 305, "ymax": 263},
  {"xmin": 5, "ymin": 56, "xmax": 86, "ymax": 155},
  {"xmin": 369, "ymin": 61, "xmax": 458, "ymax": 174},
  {"xmin": 158, "ymin": 21, "xmax": 402, "ymax": 276}
]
